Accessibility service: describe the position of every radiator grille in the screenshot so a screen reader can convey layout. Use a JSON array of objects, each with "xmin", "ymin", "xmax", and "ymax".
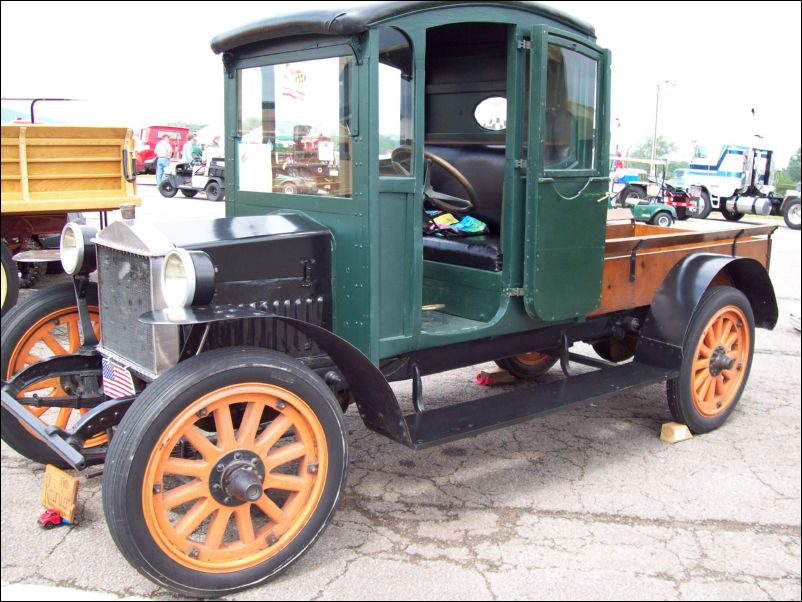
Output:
[{"xmin": 97, "ymin": 246, "xmax": 156, "ymax": 373}]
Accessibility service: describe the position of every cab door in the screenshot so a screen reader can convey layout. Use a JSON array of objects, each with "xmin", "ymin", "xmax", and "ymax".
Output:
[{"xmin": 524, "ymin": 27, "xmax": 611, "ymax": 321}]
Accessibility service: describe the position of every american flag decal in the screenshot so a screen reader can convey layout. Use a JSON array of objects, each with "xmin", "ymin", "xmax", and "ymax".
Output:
[{"xmin": 102, "ymin": 358, "xmax": 136, "ymax": 399}]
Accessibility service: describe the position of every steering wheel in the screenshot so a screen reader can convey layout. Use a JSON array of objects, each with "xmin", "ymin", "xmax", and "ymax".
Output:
[{"xmin": 390, "ymin": 146, "xmax": 478, "ymax": 214}]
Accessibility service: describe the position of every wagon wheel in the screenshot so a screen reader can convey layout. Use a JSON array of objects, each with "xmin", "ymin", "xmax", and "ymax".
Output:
[
  {"xmin": 103, "ymin": 348, "xmax": 349, "ymax": 598},
  {"xmin": 0, "ymin": 283, "xmax": 104, "ymax": 466},
  {"xmin": 666, "ymin": 286, "xmax": 754, "ymax": 433},
  {"xmin": 496, "ymin": 350, "xmax": 558, "ymax": 378}
]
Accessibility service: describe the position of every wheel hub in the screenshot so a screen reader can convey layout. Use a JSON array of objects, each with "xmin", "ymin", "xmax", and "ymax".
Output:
[
  {"xmin": 709, "ymin": 345, "xmax": 734, "ymax": 376},
  {"xmin": 208, "ymin": 449, "xmax": 265, "ymax": 506}
]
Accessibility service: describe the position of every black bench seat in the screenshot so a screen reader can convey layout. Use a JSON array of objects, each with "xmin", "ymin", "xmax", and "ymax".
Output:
[{"xmin": 423, "ymin": 234, "xmax": 502, "ymax": 272}]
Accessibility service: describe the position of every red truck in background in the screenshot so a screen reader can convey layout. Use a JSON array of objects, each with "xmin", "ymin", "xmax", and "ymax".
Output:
[{"xmin": 135, "ymin": 125, "xmax": 189, "ymax": 174}]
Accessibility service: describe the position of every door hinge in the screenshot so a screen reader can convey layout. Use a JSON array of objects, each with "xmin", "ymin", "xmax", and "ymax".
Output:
[
  {"xmin": 517, "ymin": 39, "xmax": 532, "ymax": 50},
  {"xmin": 503, "ymin": 287, "xmax": 524, "ymax": 297},
  {"xmin": 513, "ymin": 159, "xmax": 527, "ymax": 169}
]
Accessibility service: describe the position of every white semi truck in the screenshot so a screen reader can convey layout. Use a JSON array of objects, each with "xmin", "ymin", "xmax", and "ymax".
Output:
[{"xmin": 670, "ymin": 142, "xmax": 799, "ymax": 229}]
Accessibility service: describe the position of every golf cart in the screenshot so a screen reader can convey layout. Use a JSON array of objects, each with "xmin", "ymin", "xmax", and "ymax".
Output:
[{"xmin": 158, "ymin": 158, "xmax": 225, "ymax": 202}]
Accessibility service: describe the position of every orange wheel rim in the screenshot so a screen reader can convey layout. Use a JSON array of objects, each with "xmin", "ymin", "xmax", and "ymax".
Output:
[
  {"xmin": 691, "ymin": 305, "xmax": 750, "ymax": 417},
  {"xmin": 515, "ymin": 351, "xmax": 552, "ymax": 366},
  {"xmin": 142, "ymin": 383, "xmax": 328, "ymax": 572},
  {"xmin": 7, "ymin": 306, "xmax": 106, "ymax": 447}
]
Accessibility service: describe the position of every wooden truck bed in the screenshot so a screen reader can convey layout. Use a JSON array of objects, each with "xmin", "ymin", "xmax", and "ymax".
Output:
[
  {"xmin": 594, "ymin": 222, "xmax": 775, "ymax": 315},
  {"xmin": 0, "ymin": 124, "xmax": 140, "ymax": 215}
]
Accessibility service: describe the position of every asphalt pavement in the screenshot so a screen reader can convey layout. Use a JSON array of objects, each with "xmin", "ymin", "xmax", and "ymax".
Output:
[{"xmin": 2, "ymin": 185, "xmax": 800, "ymax": 600}]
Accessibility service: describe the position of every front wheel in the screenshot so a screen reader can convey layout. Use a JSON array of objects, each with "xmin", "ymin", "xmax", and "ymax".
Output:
[
  {"xmin": 666, "ymin": 286, "xmax": 754, "ymax": 434},
  {"xmin": 783, "ymin": 199, "xmax": 800, "ymax": 230},
  {"xmin": 690, "ymin": 189, "xmax": 712, "ymax": 219},
  {"xmin": 103, "ymin": 348, "xmax": 349, "ymax": 598},
  {"xmin": 651, "ymin": 212, "xmax": 674, "ymax": 227},
  {"xmin": 205, "ymin": 181, "xmax": 224, "ymax": 202},
  {"xmin": 159, "ymin": 179, "xmax": 178, "ymax": 198}
]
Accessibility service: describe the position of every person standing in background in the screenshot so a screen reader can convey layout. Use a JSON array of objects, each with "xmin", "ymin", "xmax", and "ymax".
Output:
[
  {"xmin": 181, "ymin": 133, "xmax": 196, "ymax": 165},
  {"xmin": 154, "ymin": 134, "xmax": 173, "ymax": 186}
]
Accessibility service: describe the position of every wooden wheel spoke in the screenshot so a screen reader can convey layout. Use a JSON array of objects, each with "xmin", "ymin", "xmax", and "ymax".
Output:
[
  {"xmin": 24, "ymin": 353, "xmax": 42, "ymax": 366},
  {"xmin": 20, "ymin": 376, "xmax": 63, "ymax": 396},
  {"xmin": 54, "ymin": 407, "xmax": 72, "ymax": 429},
  {"xmin": 181, "ymin": 425, "xmax": 221, "ymax": 460},
  {"xmin": 214, "ymin": 405, "xmax": 236, "ymax": 451},
  {"xmin": 265, "ymin": 441, "xmax": 307, "ymax": 470},
  {"xmin": 724, "ymin": 332, "xmax": 739, "ymax": 350},
  {"xmin": 237, "ymin": 401, "xmax": 265, "ymax": 447},
  {"xmin": 160, "ymin": 480, "xmax": 207, "ymax": 509},
  {"xmin": 174, "ymin": 498, "xmax": 215, "ymax": 540},
  {"xmin": 254, "ymin": 495, "xmax": 286, "ymax": 524},
  {"xmin": 205, "ymin": 508, "xmax": 233, "ymax": 550},
  {"xmin": 714, "ymin": 377, "xmax": 726, "ymax": 397},
  {"xmin": 41, "ymin": 332, "xmax": 68, "ymax": 355},
  {"xmin": 267, "ymin": 473, "xmax": 306, "ymax": 492},
  {"xmin": 704, "ymin": 328, "xmax": 716, "ymax": 348},
  {"xmin": 234, "ymin": 506, "xmax": 255, "ymax": 544},
  {"xmin": 693, "ymin": 358, "xmax": 709, "ymax": 373},
  {"xmin": 697, "ymin": 376, "xmax": 712, "ymax": 401},
  {"xmin": 693, "ymin": 369, "xmax": 709, "ymax": 391},
  {"xmin": 698, "ymin": 343, "xmax": 713, "ymax": 359},
  {"xmin": 164, "ymin": 457, "xmax": 209, "ymax": 479},
  {"xmin": 254, "ymin": 414, "xmax": 293, "ymax": 457},
  {"xmin": 720, "ymin": 320, "xmax": 733, "ymax": 346},
  {"xmin": 67, "ymin": 320, "xmax": 81, "ymax": 353}
]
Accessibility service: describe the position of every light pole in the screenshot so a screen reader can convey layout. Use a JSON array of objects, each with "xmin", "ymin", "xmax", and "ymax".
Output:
[{"xmin": 650, "ymin": 80, "xmax": 674, "ymax": 177}]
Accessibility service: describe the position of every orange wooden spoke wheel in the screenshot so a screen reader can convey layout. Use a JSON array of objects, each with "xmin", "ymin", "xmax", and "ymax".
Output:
[
  {"xmin": 515, "ymin": 351, "xmax": 553, "ymax": 366},
  {"xmin": 142, "ymin": 383, "xmax": 328, "ymax": 571},
  {"xmin": 7, "ymin": 305, "xmax": 106, "ymax": 447},
  {"xmin": 690, "ymin": 305, "xmax": 750, "ymax": 417}
]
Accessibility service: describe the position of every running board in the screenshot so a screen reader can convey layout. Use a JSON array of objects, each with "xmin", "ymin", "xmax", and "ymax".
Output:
[{"xmin": 404, "ymin": 362, "xmax": 677, "ymax": 449}]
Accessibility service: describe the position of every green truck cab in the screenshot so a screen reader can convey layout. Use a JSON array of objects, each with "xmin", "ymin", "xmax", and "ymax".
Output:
[{"xmin": 0, "ymin": 3, "xmax": 778, "ymax": 597}]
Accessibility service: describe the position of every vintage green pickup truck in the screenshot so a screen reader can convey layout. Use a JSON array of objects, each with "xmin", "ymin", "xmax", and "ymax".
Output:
[{"xmin": 1, "ymin": 2, "xmax": 777, "ymax": 597}]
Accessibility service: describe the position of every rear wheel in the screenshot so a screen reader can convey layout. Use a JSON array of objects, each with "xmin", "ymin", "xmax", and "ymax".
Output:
[
  {"xmin": 666, "ymin": 286, "xmax": 754, "ymax": 433},
  {"xmin": 619, "ymin": 185, "xmax": 647, "ymax": 204},
  {"xmin": 103, "ymin": 348, "xmax": 348, "ymax": 598},
  {"xmin": 1, "ymin": 241, "xmax": 19, "ymax": 317},
  {"xmin": 720, "ymin": 202, "xmax": 744, "ymax": 222},
  {"xmin": 159, "ymin": 179, "xmax": 178, "ymax": 198},
  {"xmin": 0, "ymin": 283, "xmax": 103, "ymax": 466},
  {"xmin": 496, "ymin": 351, "xmax": 557, "ymax": 379}
]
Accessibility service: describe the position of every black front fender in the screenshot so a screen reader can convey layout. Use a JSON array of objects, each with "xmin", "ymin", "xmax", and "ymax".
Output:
[
  {"xmin": 141, "ymin": 306, "xmax": 411, "ymax": 446},
  {"xmin": 634, "ymin": 253, "xmax": 777, "ymax": 370}
]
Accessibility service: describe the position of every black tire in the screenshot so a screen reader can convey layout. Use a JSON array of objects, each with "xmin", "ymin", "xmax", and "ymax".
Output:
[
  {"xmin": 592, "ymin": 336, "xmax": 637, "ymax": 363},
  {"xmin": 666, "ymin": 286, "xmax": 755, "ymax": 434},
  {"xmin": 720, "ymin": 202, "xmax": 744, "ymax": 222},
  {"xmin": 496, "ymin": 351, "xmax": 558, "ymax": 378},
  {"xmin": 282, "ymin": 182, "xmax": 298, "ymax": 194},
  {"xmin": 690, "ymin": 189, "xmax": 712, "ymax": 219},
  {"xmin": 619, "ymin": 185, "xmax": 646, "ymax": 204},
  {"xmin": 103, "ymin": 348, "xmax": 349, "ymax": 598},
  {"xmin": 180, "ymin": 189, "xmax": 198, "ymax": 198},
  {"xmin": 205, "ymin": 180, "xmax": 224, "ymax": 202},
  {"xmin": 159, "ymin": 179, "xmax": 178, "ymax": 198},
  {"xmin": 651, "ymin": 212, "xmax": 674, "ymax": 227},
  {"xmin": 1, "ymin": 241, "xmax": 19, "ymax": 317},
  {"xmin": 783, "ymin": 199, "xmax": 800, "ymax": 230},
  {"xmin": 675, "ymin": 207, "xmax": 689, "ymax": 221},
  {"xmin": 1, "ymin": 283, "xmax": 99, "ymax": 466}
]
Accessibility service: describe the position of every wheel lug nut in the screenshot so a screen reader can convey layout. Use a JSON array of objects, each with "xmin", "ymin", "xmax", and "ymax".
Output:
[
  {"xmin": 276, "ymin": 401, "xmax": 287, "ymax": 410},
  {"xmin": 234, "ymin": 452, "xmax": 242, "ymax": 461},
  {"xmin": 216, "ymin": 464, "xmax": 224, "ymax": 472},
  {"xmin": 212, "ymin": 483, "xmax": 221, "ymax": 491}
]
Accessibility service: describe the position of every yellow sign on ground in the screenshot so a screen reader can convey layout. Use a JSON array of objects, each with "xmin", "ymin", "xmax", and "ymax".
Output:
[{"xmin": 40, "ymin": 464, "xmax": 79, "ymax": 524}]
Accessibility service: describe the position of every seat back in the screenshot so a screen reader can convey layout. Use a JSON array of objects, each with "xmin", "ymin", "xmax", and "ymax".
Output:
[{"xmin": 425, "ymin": 144, "xmax": 505, "ymax": 232}]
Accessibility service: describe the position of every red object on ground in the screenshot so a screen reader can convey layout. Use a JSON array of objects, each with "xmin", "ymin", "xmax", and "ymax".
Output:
[{"xmin": 38, "ymin": 508, "xmax": 63, "ymax": 529}]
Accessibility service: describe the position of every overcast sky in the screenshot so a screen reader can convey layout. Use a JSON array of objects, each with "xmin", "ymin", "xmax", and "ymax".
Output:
[{"xmin": 1, "ymin": 1, "xmax": 800, "ymax": 165}]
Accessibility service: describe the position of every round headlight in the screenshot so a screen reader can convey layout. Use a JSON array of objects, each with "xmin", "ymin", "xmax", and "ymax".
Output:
[
  {"xmin": 162, "ymin": 249, "xmax": 215, "ymax": 309},
  {"xmin": 60, "ymin": 223, "xmax": 97, "ymax": 275},
  {"xmin": 163, "ymin": 249, "xmax": 196, "ymax": 309}
]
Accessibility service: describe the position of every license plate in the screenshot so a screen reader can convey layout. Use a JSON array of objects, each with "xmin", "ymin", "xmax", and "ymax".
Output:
[{"xmin": 101, "ymin": 357, "xmax": 136, "ymax": 398}]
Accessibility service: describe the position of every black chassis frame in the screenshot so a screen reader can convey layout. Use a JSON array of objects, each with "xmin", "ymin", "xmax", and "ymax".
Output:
[{"xmin": 0, "ymin": 251, "xmax": 777, "ymax": 470}]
